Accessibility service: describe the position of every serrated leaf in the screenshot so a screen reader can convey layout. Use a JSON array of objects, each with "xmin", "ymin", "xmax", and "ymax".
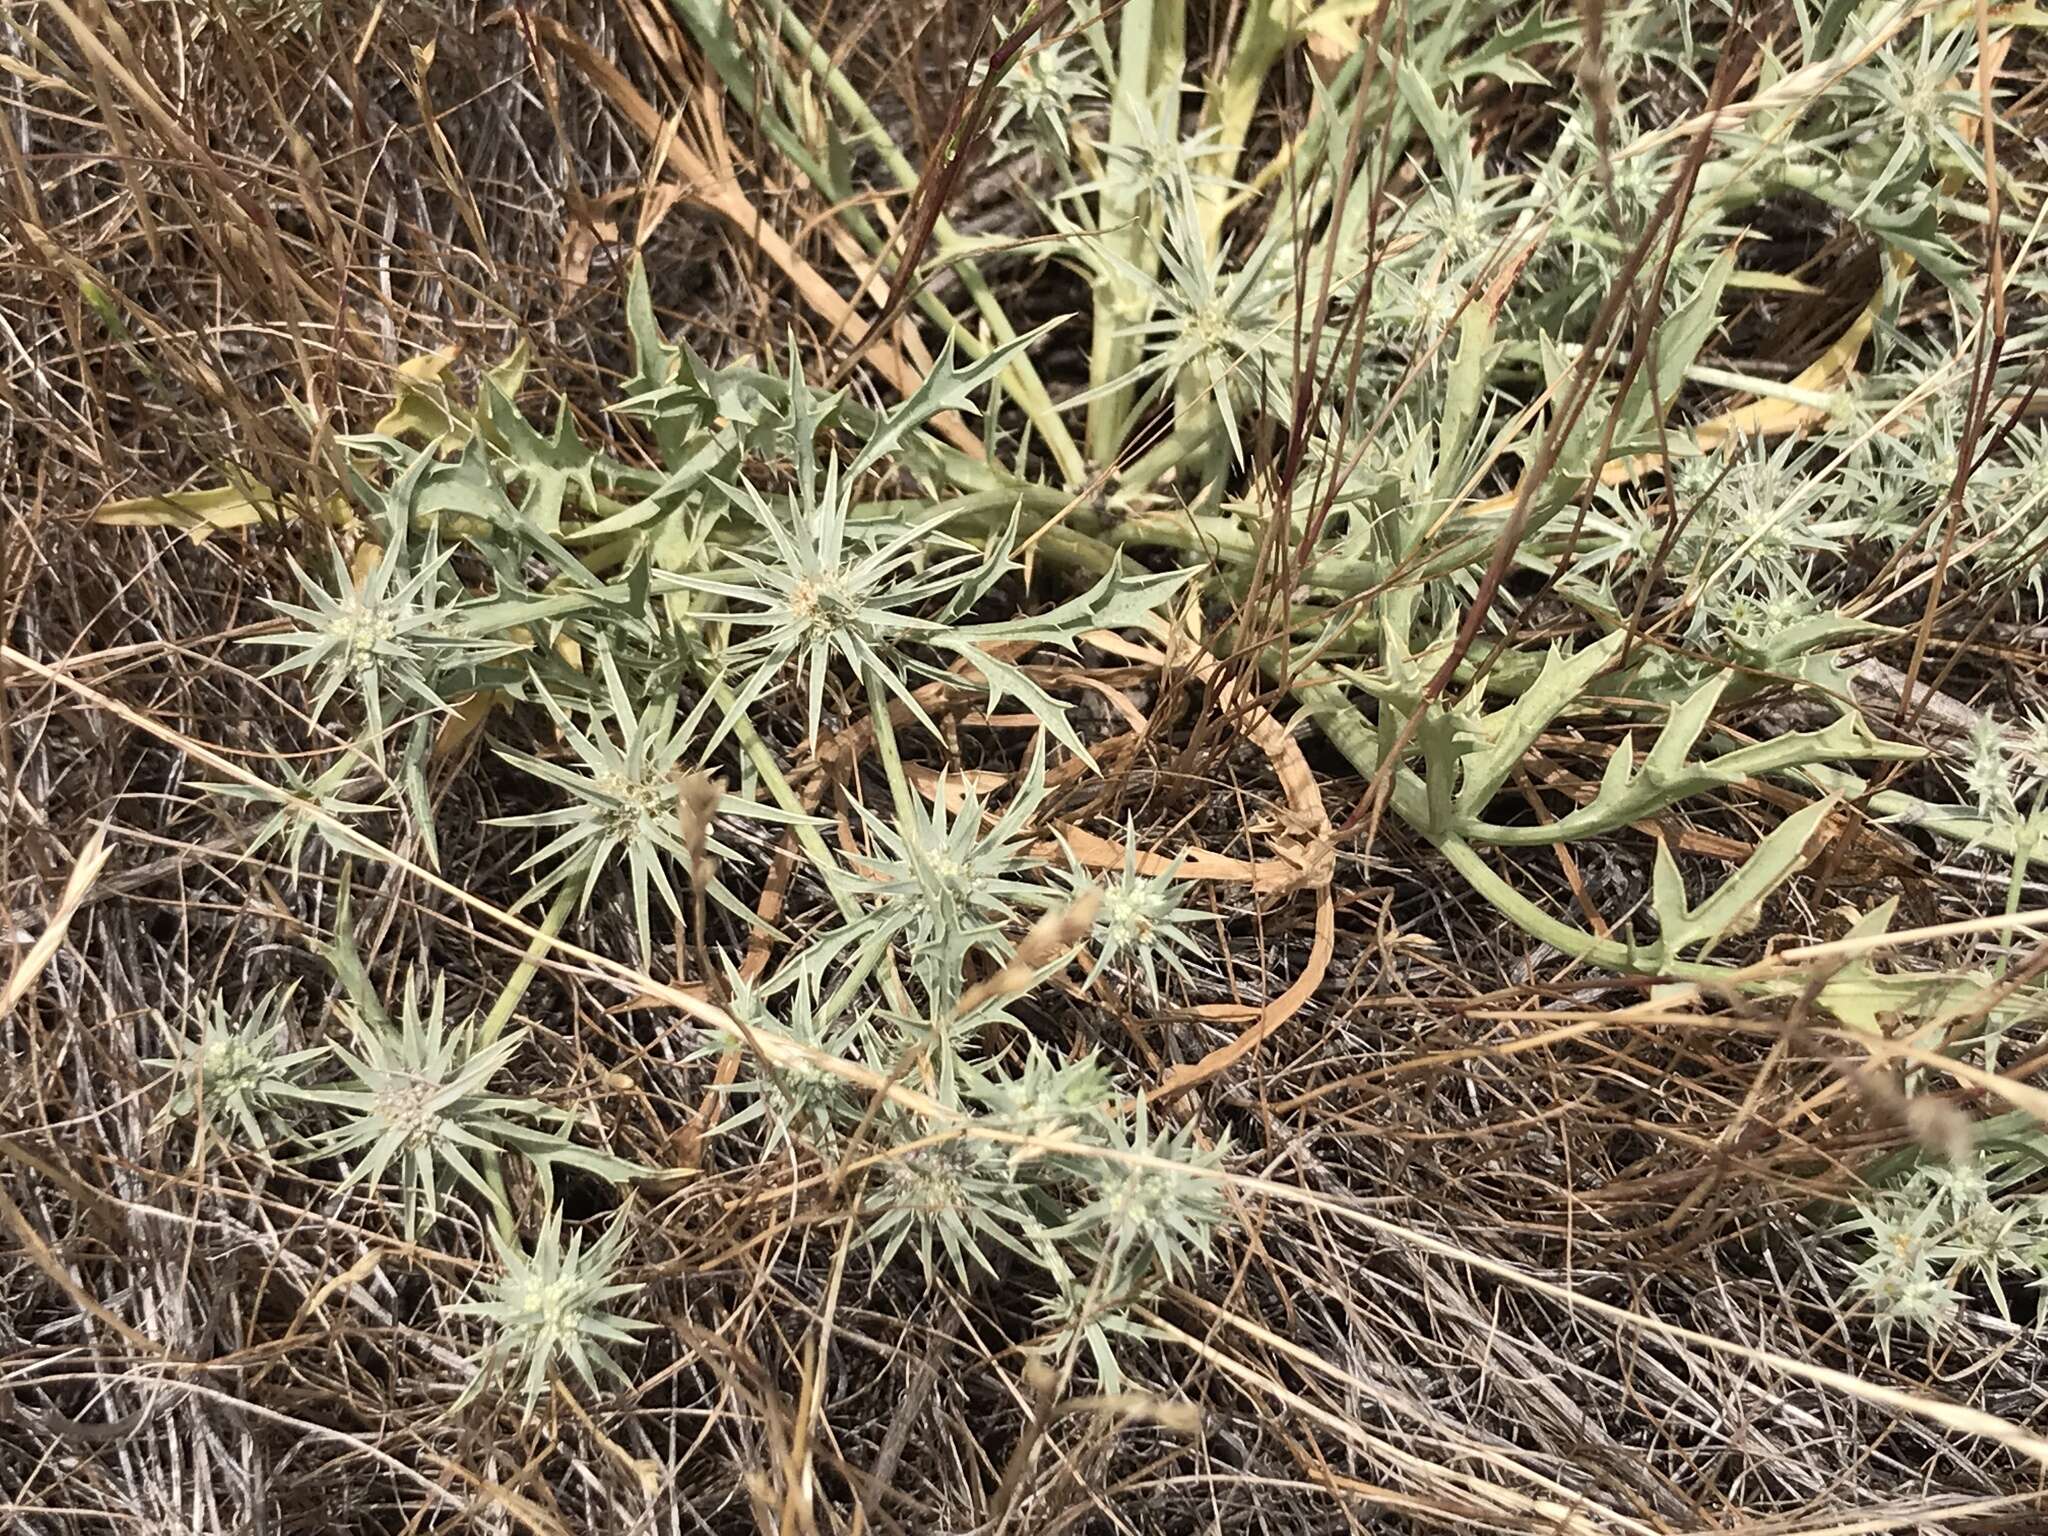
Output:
[
  {"xmin": 1446, "ymin": 10, "xmax": 1582, "ymax": 85},
  {"xmin": 1819, "ymin": 188, "xmax": 1972, "ymax": 291},
  {"xmin": 411, "ymin": 438, "xmax": 517, "ymax": 542},
  {"xmin": 1815, "ymin": 897, "xmax": 1905, "ymax": 1033},
  {"xmin": 1439, "ymin": 303, "xmax": 1497, "ymax": 476},
  {"xmin": 1667, "ymin": 798, "xmax": 1835, "ymax": 956},
  {"xmin": 485, "ymin": 389, "xmax": 597, "ymax": 536},
  {"xmin": 1417, "ymin": 705, "xmax": 1472, "ymax": 835},
  {"xmin": 934, "ymin": 641, "xmax": 1092, "ymax": 759},
  {"xmin": 1457, "ymin": 632, "xmax": 1625, "ymax": 813},
  {"xmin": 1389, "ymin": 56, "xmax": 1465, "ymax": 172},
  {"xmin": 574, "ymin": 432, "xmax": 732, "ymax": 544},
  {"xmin": 957, "ymin": 564, "xmax": 1191, "ymax": 647},
  {"xmin": 846, "ymin": 319, "xmax": 1062, "ymax": 481},
  {"xmin": 1642, "ymin": 672, "xmax": 1729, "ymax": 787},
  {"xmin": 1600, "ymin": 734, "xmax": 1636, "ymax": 803},
  {"xmin": 1611, "ymin": 243, "xmax": 1736, "ymax": 451}
]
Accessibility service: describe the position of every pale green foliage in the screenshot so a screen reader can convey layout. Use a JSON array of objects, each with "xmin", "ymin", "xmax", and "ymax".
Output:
[
  {"xmin": 1064, "ymin": 1104, "xmax": 1225, "ymax": 1290},
  {"xmin": 494, "ymin": 649, "xmax": 823, "ymax": 963},
  {"xmin": 1963, "ymin": 714, "xmax": 2021, "ymax": 826},
  {"xmin": 300, "ymin": 973, "xmax": 640, "ymax": 1237},
  {"xmin": 702, "ymin": 949, "xmax": 1227, "ymax": 1360},
  {"xmin": 256, "ymin": 535, "xmax": 456, "ymax": 733},
  {"xmin": 982, "ymin": 26, "xmax": 1102, "ymax": 160},
  {"xmin": 1837, "ymin": 1150, "xmax": 2048, "ymax": 1354},
  {"xmin": 494, "ymin": 649, "xmax": 698, "ymax": 964},
  {"xmin": 151, "ymin": 984, "xmax": 325, "ymax": 1148},
  {"xmin": 837, "ymin": 736, "xmax": 1056, "ymax": 1010},
  {"xmin": 451, "ymin": 1207, "xmax": 649, "ymax": 1415},
  {"xmin": 697, "ymin": 967, "xmax": 866, "ymax": 1154},
  {"xmin": 663, "ymin": 346, "xmax": 980, "ymax": 744},
  {"xmin": 250, "ymin": 462, "xmax": 520, "ymax": 753},
  {"xmin": 1061, "ymin": 826, "xmax": 1205, "ymax": 1002},
  {"xmin": 204, "ymin": 745, "xmax": 384, "ymax": 879},
  {"xmin": 969, "ymin": 1043, "xmax": 1118, "ymax": 1155},
  {"xmin": 863, "ymin": 1127, "xmax": 1040, "ymax": 1284},
  {"xmin": 1080, "ymin": 172, "xmax": 1295, "ymax": 464},
  {"xmin": 185, "ymin": 0, "xmax": 2048, "ymax": 1411}
]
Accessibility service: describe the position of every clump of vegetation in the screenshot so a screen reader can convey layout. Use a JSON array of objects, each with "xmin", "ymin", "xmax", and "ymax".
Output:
[{"xmin": 11, "ymin": 0, "xmax": 2048, "ymax": 1529}]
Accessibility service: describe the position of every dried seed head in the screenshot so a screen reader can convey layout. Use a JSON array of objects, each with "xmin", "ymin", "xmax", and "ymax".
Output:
[
  {"xmin": 957, "ymin": 889, "xmax": 1102, "ymax": 1016},
  {"xmin": 673, "ymin": 769, "xmax": 725, "ymax": 887},
  {"xmin": 1014, "ymin": 887, "xmax": 1102, "ymax": 971},
  {"xmin": 1902, "ymin": 1094, "xmax": 1974, "ymax": 1166}
]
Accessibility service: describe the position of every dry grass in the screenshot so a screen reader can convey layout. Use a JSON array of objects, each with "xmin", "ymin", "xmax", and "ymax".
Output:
[{"xmin": 4, "ymin": 3, "xmax": 2048, "ymax": 1533}]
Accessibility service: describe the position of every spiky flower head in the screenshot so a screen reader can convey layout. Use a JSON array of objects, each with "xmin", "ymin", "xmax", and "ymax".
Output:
[
  {"xmin": 1063, "ymin": 1104, "xmax": 1226, "ymax": 1290},
  {"xmin": 698, "ymin": 966, "xmax": 866, "ymax": 1155},
  {"xmin": 845, "ymin": 735, "xmax": 1056, "ymax": 1009},
  {"xmin": 1061, "ymin": 824, "xmax": 1206, "ymax": 1003},
  {"xmin": 452, "ymin": 1206, "xmax": 649, "ymax": 1417},
  {"xmin": 301, "ymin": 972, "xmax": 639, "ymax": 1237},
  {"xmin": 1849, "ymin": 1244, "xmax": 1961, "ymax": 1358},
  {"xmin": 152, "ymin": 984, "xmax": 325, "ymax": 1148},
  {"xmin": 982, "ymin": 27, "xmax": 1102, "ymax": 159},
  {"xmin": 248, "ymin": 460, "xmax": 521, "ymax": 755},
  {"xmin": 1960, "ymin": 713, "xmax": 2018, "ymax": 828},
  {"xmin": 494, "ymin": 649, "xmax": 697, "ymax": 964},
  {"xmin": 494, "ymin": 649, "xmax": 812, "ymax": 965},
  {"xmin": 969, "ymin": 1043, "xmax": 1116, "ymax": 1163},
  {"xmin": 863, "ymin": 1123, "xmax": 1037, "ymax": 1286}
]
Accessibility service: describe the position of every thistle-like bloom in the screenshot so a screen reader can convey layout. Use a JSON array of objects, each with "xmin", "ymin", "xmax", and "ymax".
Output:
[
  {"xmin": 980, "ymin": 29, "xmax": 1103, "ymax": 160},
  {"xmin": 862, "ymin": 1124, "xmax": 1038, "ymax": 1285},
  {"xmin": 300, "ymin": 973, "xmax": 637, "ymax": 1236},
  {"xmin": 1062, "ymin": 1104, "xmax": 1226, "ymax": 1291},
  {"xmin": 249, "ymin": 471, "xmax": 519, "ymax": 755},
  {"xmin": 151, "ymin": 985, "xmax": 325, "ymax": 1148},
  {"xmin": 494, "ymin": 649, "xmax": 697, "ymax": 964},
  {"xmin": 452, "ymin": 1206, "xmax": 649, "ymax": 1416},
  {"xmin": 834, "ymin": 736, "xmax": 1055, "ymax": 1009},
  {"xmin": 495, "ymin": 649, "xmax": 818, "ymax": 965},
  {"xmin": 1060, "ymin": 823, "xmax": 1206, "ymax": 1003}
]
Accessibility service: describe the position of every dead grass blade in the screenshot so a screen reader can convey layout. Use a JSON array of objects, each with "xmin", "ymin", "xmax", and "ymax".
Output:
[
  {"xmin": 513, "ymin": 14, "xmax": 983, "ymax": 458},
  {"xmin": 1081, "ymin": 627, "xmax": 1336, "ymax": 1103},
  {"xmin": 1, "ymin": 823, "xmax": 110, "ymax": 1019}
]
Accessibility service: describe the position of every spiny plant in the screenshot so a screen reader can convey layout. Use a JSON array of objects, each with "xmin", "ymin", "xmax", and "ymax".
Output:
[
  {"xmin": 157, "ymin": 0, "xmax": 2048, "ymax": 1404},
  {"xmin": 1834, "ymin": 1148, "xmax": 2048, "ymax": 1357},
  {"xmin": 451, "ymin": 1207, "xmax": 650, "ymax": 1417},
  {"xmin": 297, "ymin": 967, "xmax": 643, "ymax": 1239},
  {"xmin": 1059, "ymin": 826, "xmax": 1206, "ymax": 1003},
  {"xmin": 151, "ymin": 984, "xmax": 326, "ymax": 1150}
]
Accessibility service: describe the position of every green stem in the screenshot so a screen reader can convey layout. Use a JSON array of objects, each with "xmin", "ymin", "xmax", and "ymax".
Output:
[
  {"xmin": 1086, "ymin": 0, "xmax": 1182, "ymax": 466},
  {"xmin": 714, "ymin": 687, "xmax": 864, "ymax": 923},
  {"xmin": 1289, "ymin": 666, "xmax": 1747, "ymax": 981},
  {"xmin": 1197, "ymin": 0, "xmax": 1293, "ymax": 248},
  {"xmin": 473, "ymin": 883, "xmax": 578, "ymax": 1239},
  {"xmin": 863, "ymin": 662, "xmax": 920, "ymax": 827},
  {"xmin": 478, "ymin": 883, "xmax": 578, "ymax": 1048}
]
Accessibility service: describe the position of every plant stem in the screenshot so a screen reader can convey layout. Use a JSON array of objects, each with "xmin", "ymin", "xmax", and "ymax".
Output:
[
  {"xmin": 478, "ymin": 883, "xmax": 578, "ymax": 1049},
  {"xmin": 472, "ymin": 883, "xmax": 578, "ymax": 1241},
  {"xmin": 713, "ymin": 687, "xmax": 865, "ymax": 923},
  {"xmin": 1086, "ymin": 0, "xmax": 1181, "ymax": 466},
  {"xmin": 864, "ymin": 662, "xmax": 920, "ymax": 827}
]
